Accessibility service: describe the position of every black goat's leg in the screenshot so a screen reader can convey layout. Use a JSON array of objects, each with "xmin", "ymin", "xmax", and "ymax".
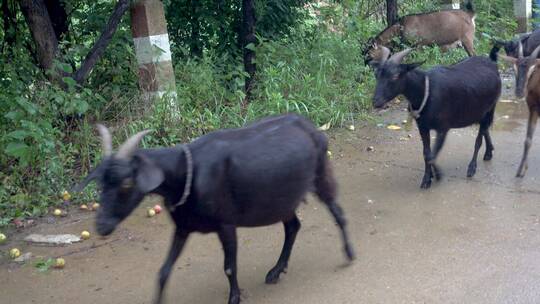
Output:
[
  {"xmin": 315, "ymin": 160, "xmax": 355, "ymax": 261},
  {"xmin": 483, "ymin": 130, "xmax": 494, "ymax": 161},
  {"xmin": 467, "ymin": 127, "xmax": 485, "ymax": 177},
  {"xmin": 517, "ymin": 110, "xmax": 538, "ymax": 178},
  {"xmin": 419, "ymin": 128, "xmax": 433, "ymax": 189},
  {"xmin": 218, "ymin": 225, "xmax": 241, "ymax": 304},
  {"xmin": 266, "ymin": 216, "xmax": 301, "ymax": 284},
  {"xmin": 429, "ymin": 130, "xmax": 448, "ymax": 181},
  {"xmin": 155, "ymin": 229, "xmax": 189, "ymax": 304}
]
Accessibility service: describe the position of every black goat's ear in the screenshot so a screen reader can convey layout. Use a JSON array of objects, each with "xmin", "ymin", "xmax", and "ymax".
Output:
[
  {"xmin": 133, "ymin": 154, "xmax": 164, "ymax": 193},
  {"xmin": 72, "ymin": 165, "xmax": 102, "ymax": 192},
  {"xmin": 403, "ymin": 61, "xmax": 423, "ymax": 72}
]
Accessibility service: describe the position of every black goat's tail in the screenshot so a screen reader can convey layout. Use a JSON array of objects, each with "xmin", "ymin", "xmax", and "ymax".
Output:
[
  {"xmin": 489, "ymin": 44, "xmax": 501, "ymax": 62},
  {"xmin": 464, "ymin": 1, "xmax": 475, "ymax": 14}
]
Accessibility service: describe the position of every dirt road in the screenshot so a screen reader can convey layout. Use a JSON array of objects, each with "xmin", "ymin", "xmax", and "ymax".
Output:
[{"xmin": 2, "ymin": 94, "xmax": 540, "ymax": 304}]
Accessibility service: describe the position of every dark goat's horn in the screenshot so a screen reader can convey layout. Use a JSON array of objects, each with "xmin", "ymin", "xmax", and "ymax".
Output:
[
  {"xmin": 379, "ymin": 45, "xmax": 391, "ymax": 63},
  {"xmin": 96, "ymin": 124, "xmax": 113, "ymax": 157},
  {"xmin": 519, "ymin": 42, "xmax": 524, "ymax": 58},
  {"xmin": 389, "ymin": 48, "xmax": 413, "ymax": 64},
  {"xmin": 531, "ymin": 44, "xmax": 540, "ymax": 59},
  {"xmin": 116, "ymin": 130, "xmax": 152, "ymax": 159}
]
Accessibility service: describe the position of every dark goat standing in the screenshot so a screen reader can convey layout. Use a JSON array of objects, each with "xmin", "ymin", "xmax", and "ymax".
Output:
[
  {"xmin": 493, "ymin": 29, "xmax": 540, "ymax": 58},
  {"xmin": 363, "ymin": 2, "xmax": 476, "ymax": 64},
  {"xmin": 371, "ymin": 47, "xmax": 501, "ymax": 189},
  {"xmin": 74, "ymin": 114, "xmax": 355, "ymax": 304},
  {"xmin": 494, "ymin": 44, "xmax": 540, "ymax": 177}
]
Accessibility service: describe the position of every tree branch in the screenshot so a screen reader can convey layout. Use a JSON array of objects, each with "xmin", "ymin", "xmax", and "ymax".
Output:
[{"xmin": 72, "ymin": 0, "xmax": 129, "ymax": 85}]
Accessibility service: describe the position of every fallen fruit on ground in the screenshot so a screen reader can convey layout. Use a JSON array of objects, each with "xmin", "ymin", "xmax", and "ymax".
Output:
[
  {"xmin": 387, "ymin": 125, "xmax": 402, "ymax": 130},
  {"xmin": 55, "ymin": 258, "xmax": 65, "ymax": 269},
  {"xmin": 81, "ymin": 231, "xmax": 90, "ymax": 240},
  {"xmin": 153, "ymin": 205, "xmax": 162, "ymax": 214},
  {"xmin": 80, "ymin": 204, "xmax": 89, "ymax": 210},
  {"xmin": 62, "ymin": 190, "xmax": 71, "ymax": 201},
  {"xmin": 147, "ymin": 208, "xmax": 156, "ymax": 217},
  {"xmin": 53, "ymin": 209, "xmax": 62, "ymax": 216},
  {"xmin": 91, "ymin": 203, "xmax": 100, "ymax": 210},
  {"xmin": 348, "ymin": 125, "xmax": 355, "ymax": 131},
  {"xmin": 0, "ymin": 233, "xmax": 6, "ymax": 244},
  {"xmin": 10, "ymin": 248, "xmax": 21, "ymax": 259}
]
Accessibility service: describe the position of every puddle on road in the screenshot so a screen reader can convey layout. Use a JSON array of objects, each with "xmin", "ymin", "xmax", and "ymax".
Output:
[{"xmin": 492, "ymin": 99, "xmax": 527, "ymax": 132}]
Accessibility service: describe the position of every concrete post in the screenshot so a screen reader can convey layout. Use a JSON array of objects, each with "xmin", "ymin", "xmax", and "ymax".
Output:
[
  {"xmin": 131, "ymin": 0, "xmax": 176, "ymax": 105},
  {"xmin": 514, "ymin": 0, "xmax": 532, "ymax": 33},
  {"xmin": 440, "ymin": 0, "xmax": 460, "ymax": 10}
]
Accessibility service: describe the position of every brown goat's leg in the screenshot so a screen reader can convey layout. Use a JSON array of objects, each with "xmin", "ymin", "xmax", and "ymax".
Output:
[
  {"xmin": 517, "ymin": 110, "xmax": 539, "ymax": 178},
  {"xmin": 265, "ymin": 216, "xmax": 301, "ymax": 284},
  {"xmin": 218, "ymin": 225, "xmax": 241, "ymax": 304},
  {"xmin": 419, "ymin": 128, "xmax": 433, "ymax": 189},
  {"xmin": 155, "ymin": 230, "xmax": 189, "ymax": 304},
  {"xmin": 462, "ymin": 36, "xmax": 475, "ymax": 57}
]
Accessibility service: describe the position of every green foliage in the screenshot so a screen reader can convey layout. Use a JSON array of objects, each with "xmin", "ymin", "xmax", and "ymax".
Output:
[
  {"xmin": 0, "ymin": 0, "xmax": 518, "ymax": 226},
  {"xmin": 34, "ymin": 258, "xmax": 55, "ymax": 273}
]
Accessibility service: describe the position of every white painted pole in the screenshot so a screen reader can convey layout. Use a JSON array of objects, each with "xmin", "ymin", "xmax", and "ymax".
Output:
[
  {"xmin": 131, "ymin": 0, "xmax": 177, "ymax": 107},
  {"xmin": 515, "ymin": 0, "xmax": 532, "ymax": 33}
]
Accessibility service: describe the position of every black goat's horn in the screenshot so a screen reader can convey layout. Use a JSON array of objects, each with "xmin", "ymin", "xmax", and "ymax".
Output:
[
  {"xmin": 116, "ymin": 129, "xmax": 152, "ymax": 159},
  {"xmin": 389, "ymin": 48, "xmax": 413, "ymax": 64},
  {"xmin": 519, "ymin": 41, "xmax": 524, "ymax": 58},
  {"xmin": 96, "ymin": 124, "xmax": 113, "ymax": 157}
]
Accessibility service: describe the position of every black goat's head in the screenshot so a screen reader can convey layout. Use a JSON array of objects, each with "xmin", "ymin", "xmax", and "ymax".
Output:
[
  {"xmin": 499, "ymin": 43, "xmax": 540, "ymax": 98},
  {"xmin": 74, "ymin": 125, "xmax": 164, "ymax": 236},
  {"xmin": 371, "ymin": 46, "xmax": 423, "ymax": 108}
]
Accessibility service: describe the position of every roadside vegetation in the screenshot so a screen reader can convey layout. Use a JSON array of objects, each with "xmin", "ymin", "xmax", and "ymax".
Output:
[{"xmin": 0, "ymin": 0, "xmax": 516, "ymax": 226}]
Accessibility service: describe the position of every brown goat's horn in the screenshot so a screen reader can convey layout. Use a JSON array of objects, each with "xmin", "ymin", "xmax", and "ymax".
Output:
[
  {"xmin": 389, "ymin": 48, "xmax": 413, "ymax": 64},
  {"xmin": 531, "ymin": 44, "xmax": 540, "ymax": 59},
  {"xmin": 518, "ymin": 42, "xmax": 524, "ymax": 58},
  {"xmin": 379, "ymin": 45, "xmax": 391, "ymax": 63},
  {"xmin": 96, "ymin": 124, "xmax": 113, "ymax": 157},
  {"xmin": 116, "ymin": 130, "xmax": 152, "ymax": 160}
]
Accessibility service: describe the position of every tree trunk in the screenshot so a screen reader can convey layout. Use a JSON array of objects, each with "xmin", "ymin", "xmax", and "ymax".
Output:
[
  {"xmin": 19, "ymin": 0, "xmax": 58, "ymax": 74},
  {"xmin": 189, "ymin": 0, "xmax": 202, "ymax": 57},
  {"xmin": 2, "ymin": 0, "xmax": 17, "ymax": 50},
  {"xmin": 72, "ymin": 0, "xmax": 129, "ymax": 84},
  {"xmin": 44, "ymin": 0, "xmax": 68, "ymax": 40},
  {"xmin": 386, "ymin": 0, "xmax": 398, "ymax": 26},
  {"xmin": 241, "ymin": 0, "xmax": 256, "ymax": 102}
]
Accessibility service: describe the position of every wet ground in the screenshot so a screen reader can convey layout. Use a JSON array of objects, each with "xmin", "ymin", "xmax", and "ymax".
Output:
[{"xmin": 2, "ymin": 87, "xmax": 540, "ymax": 303}]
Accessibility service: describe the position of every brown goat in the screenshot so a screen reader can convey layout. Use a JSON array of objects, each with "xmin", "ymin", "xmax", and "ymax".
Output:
[
  {"xmin": 497, "ymin": 44, "xmax": 540, "ymax": 177},
  {"xmin": 364, "ymin": 3, "xmax": 476, "ymax": 63}
]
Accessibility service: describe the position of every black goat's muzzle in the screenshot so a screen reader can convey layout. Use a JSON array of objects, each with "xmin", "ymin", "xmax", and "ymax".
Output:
[{"xmin": 96, "ymin": 216, "xmax": 120, "ymax": 236}]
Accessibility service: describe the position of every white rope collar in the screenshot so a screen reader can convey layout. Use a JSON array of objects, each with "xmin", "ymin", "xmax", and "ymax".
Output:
[
  {"xmin": 408, "ymin": 75, "xmax": 429, "ymax": 119},
  {"xmin": 170, "ymin": 144, "xmax": 193, "ymax": 211}
]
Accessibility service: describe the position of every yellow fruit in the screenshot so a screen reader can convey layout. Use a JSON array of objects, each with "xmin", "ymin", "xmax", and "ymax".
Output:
[
  {"xmin": 81, "ymin": 231, "xmax": 90, "ymax": 240},
  {"xmin": 0, "ymin": 233, "xmax": 6, "ymax": 244},
  {"xmin": 387, "ymin": 125, "xmax": 402, "ymax": 130},
  {"xmin": 10, "ymin": 248, "xmax": 21, "ymax": 259},
  {"xmin": 53, "ymin": 209, "xmax": 62, "ymax": 216},
  {"xmin": 147, "ymin": 208, "xmax": 156, "ymax": 217},
  {"xmin": 348, "ymin": 125, "xmax": 355, "ymax": 131},
  {"xmin": 80, "ymin": 204, "xmax": 89, "ymax": 210},
  {"xmin": 55, "ymin": 258, "xmax": 65, "ymax": 269},
  {"xmin": 91, "ymin": 203, "xmax": 100, "ymax": 211},
  {"xmin": 62, "ymin": 190, "xmax": 71, "ymax": 201}
]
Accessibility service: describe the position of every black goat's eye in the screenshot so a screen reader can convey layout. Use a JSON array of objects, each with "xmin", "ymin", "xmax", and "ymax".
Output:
[{"xmin": 121, "ymin": 178, "xmax": 134, "ymax": 190}]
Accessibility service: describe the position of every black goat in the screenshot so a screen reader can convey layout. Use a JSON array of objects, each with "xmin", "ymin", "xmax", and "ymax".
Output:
[
  {"xmin": 371, "ymin": 47, "xmax": 501, "ymax": 188},
  {"xmin": 493, "ymin": 29, "xmax": 540, "ymax": 58},
  {"xmin": 494, "ymin": 43, "xmax": 540, "ymax": 177},
  {"xmin": 74, "ymin": 114, "xmax": 355, "ymax": 304}
]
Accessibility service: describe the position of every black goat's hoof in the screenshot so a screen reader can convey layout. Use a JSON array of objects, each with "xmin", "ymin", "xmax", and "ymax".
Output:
[
  {"xmin": 420, "ymin": 179, "xmax": 432, "ymax": 189},
  {"xmin": 345, "ymin": 244, "xmax": 356, "ymax": 261},
  {"xmin": 483, "ymin": 153, "xmax": 493, "ymax": 161},
  {"xmin": 265, "ymin": 266, "xmax": 286, "ymax": 284},
  {"xmin": 467, "ymin": 165, "xmax": 477, "ymax": 177},
  {"xmin": 228, "ymin": 293, "xmax": 241, "ymax": 304}
]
